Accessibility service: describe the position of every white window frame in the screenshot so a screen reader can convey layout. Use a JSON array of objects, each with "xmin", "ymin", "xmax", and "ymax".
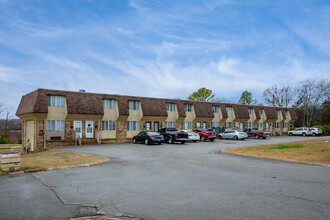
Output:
[
  {"xmin": 102, "ymin": 120, "xmax": 116, "ymax": 130},
  {"xmin": 165, "ymin": 121, "xmax": 175, "ymax": 128},
  {"xmin": 212, "ymin": 106, "xmax": 219, "ymax": 113},
  {"xmin": 211, "ymin": 122, "xmax": 219, "ymax": 128},
  {"xmin": 259, "ymin": 109, "xmax": 263, "ymax": 115},
  {"xmin": 47, "ymin": 95, "xmax": 64, "ymax": 107},
  {"xmin": 166, "ymin": 103, "xmax": 175, "ymax": 112},
  {"xmin": 225, "ymin": 122, "xmax": 232, "ymax": 129},
  {"xmin": 248, "ymin": 108, "xmax": 253, "ymax": 115},
  {"xmin": 183, "ymin": 122, "xmax": 192, "ymax": 130},
  {"xmin": 247, "ymin": 122, "xmax": 253, "ymax": 129},
  {"xmin": 275, "ymin": 122, "xmax": 280, "ymax": 128},
  {"xmin": 127, "ymin": 121, "xmax": 139, "ymax": 130},
  {"xmin": 184, "ymin": 104, "xmax": 192, "ymax": 112},
  {"xmin": 226, "ymin": 107, "xmax": 232, "ymax": 114},
  {"xmin": 276, "ymin": 110, "xmax": 281, "ymax": 116},
  {"xmin": 258, "ymin": 122, "xmax": 263, "ymax": 129},
  {"xmin": 47, "ymin": 120, "xmax": 64, "ymax": 131},
  {"xmin": 283, "ymin": 122, "xmax": 288, "ymax": 128},
  {"xmin": 103, "ymin": 99, "xmax": 116, "ymax": 109},
  {"xmin": 128, "ymin": 101, "xmax": 139, "ymax": 110},
  {"xmin": 196, "ymin": 122, "xmax": 201, "ymax": 129}
]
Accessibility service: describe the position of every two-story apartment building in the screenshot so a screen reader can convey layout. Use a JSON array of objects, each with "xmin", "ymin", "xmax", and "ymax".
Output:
[{"xmin": 16, "ymin": 89, "xmax": 298, "ymax": 151}]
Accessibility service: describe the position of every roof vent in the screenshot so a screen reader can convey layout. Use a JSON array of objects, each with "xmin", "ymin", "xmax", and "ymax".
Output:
[{"xmin": 79, "ymin": 90, "xmax": 86, "ymax": 93}]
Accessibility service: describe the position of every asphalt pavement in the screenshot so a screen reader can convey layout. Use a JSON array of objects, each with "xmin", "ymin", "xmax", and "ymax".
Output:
[{"xmin": 0, "ymin": 136, "xmax": 329, "ymax": 220}]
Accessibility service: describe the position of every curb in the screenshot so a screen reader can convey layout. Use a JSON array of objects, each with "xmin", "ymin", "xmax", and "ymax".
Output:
[
  {"xmin": 47, "ymin": 158, "xmax": 110, "ymax": 171},
  {"xmin": 220, "ymin": 150, "xmax": 330, "ymax": 167}
]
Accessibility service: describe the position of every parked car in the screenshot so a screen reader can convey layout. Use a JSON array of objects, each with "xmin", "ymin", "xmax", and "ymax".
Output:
[
  {"xmin": 309, "ymin": 128, "xmax": 323, "ymax": 136},
  {"xmin": 219, "ymin": 130, "xmax": 248, "ymax": 140},
  {"xmin": 133, "ymin": 131, "xmax": 164, "ymax": 145},
  {"xmin": 159, "ymin": 128, "xmax": 189, "ymax": 144},
  {"xmin": 244, "ymin": 128, "xmax": 271, "ymax": 139},
  {"xmin": 180, "ymin": 130, "xmax": 200, "ymax": 142},
  {"xmin": 194, "ymin": 129, "xmax": 217, "ymax": 142},
  {"xmin": 288, "ymin": 128, "xmax": 312, "ymax": 136}
]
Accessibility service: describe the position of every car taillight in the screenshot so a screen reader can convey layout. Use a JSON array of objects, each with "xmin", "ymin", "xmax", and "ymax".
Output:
[
  {"xmin": 239, "ymin": 133, "xmax": 244, "ymax": 135},
  {"xmin": 162, "ymin": 135, "xmax": 164, "ymax": 138},
  {"xmin": 188, "ymin": 134, "xmax": 192, "ymax": 136},
  {"xmin": 175, "ymin": 134, "xmax": 178, "ymax": 137},
  {"xmin": 150, "ymin": 135, "xmax": 154, "ymax": 138}
]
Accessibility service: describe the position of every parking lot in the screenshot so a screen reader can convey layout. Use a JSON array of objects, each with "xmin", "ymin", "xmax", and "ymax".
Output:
[{"xmin": 0, "ymin": 136, "xmax": 330, "ymax": 220}]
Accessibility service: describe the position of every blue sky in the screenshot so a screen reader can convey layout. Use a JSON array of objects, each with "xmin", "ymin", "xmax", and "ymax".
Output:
[{"xmin": 0, "ymin": 0, "xmax": 329, "ymax": 117}]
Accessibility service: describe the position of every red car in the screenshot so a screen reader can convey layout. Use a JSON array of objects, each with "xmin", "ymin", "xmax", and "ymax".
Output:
[{"xmin": 194, "ymin": 129, "xmax": 216, "ymax": 142}]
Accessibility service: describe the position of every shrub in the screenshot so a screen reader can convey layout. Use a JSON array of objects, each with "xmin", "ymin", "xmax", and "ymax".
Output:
[
  {"xmin": 17, "ymin": 138, "xmax": 22, "ymax": 144},
  {"xmin": 0, "ymin": 132, "xmax": 8, "ymax": 144},
  {"xmin": 290, "ymin": 127, "xmax": 296, "ymax": 130},
  {"xmin": 323, "ymin": 125, "xmax": 330, "ymax": 135},
  {"xmin": 312, "ymin": 125, "xmax": 326, "ymax": 136}
]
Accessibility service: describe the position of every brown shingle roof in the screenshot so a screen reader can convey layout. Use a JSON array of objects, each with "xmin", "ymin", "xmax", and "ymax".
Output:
[{"xmin": 16, "ymin": 89, "xmax": 298, "ymax": 121}]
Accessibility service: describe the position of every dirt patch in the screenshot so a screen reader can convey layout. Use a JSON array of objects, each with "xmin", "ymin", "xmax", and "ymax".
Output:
[
  {"xmin": 0, "ymin": 149, "xmax": 108, "ymax": 175},
  {"xmin": 223, "ymin": 139, "xmax": 330, "ymax": 165}
]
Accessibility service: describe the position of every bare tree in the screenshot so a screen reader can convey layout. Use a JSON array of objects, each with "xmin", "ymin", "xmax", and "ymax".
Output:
[
  {"xmin": 0, "ymin": 98, "xmax": 5, "ymax": 117},
  {"xmin": 263, "ymin": 84, "xmax": 296, "ymax": 107},
  {"xmin": 295, "ymin": 79, "xmax": 330, "ymax": 126}
]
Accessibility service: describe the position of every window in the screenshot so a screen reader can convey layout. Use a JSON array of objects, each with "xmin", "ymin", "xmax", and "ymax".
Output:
[
  {"xmin": 127, "ymin": 121, "xmax": 139, "ymax": 130},
  {"xmin": 47, "ymin": 95, "xmax": 64, "ymax": 107},
  {"xmin": 203, "ymin": 122, "xmax": 207, "ymax": 129},
  {"xmin": 183, "ymin": 122, "xmax": 192, "ymax": 130},
  {"xmin": 226, "ymin": 107, "xmax": 232, "ymax": 114},
  {"xmin": 248, "ymin": 108, "xmax": 253, "ymax": 115},
  {"xmin": 283, "ymin": 122, "xmax": 288, "ymax": 128},
  {"xmin": 46, "ymin": 120, "xmax": 64, "ymax": 131},
  {"xmin": 166, "ymin": 103, "xmax": 175, "ymax": 112},
  {"xmin": 212, "ymin": 106, "xmax": 219, "ymax": 113},
  {"xmin": 275, "ymin": 122, "xmax": 280, "ymax": 128},
  {"xmin": 276, "ymin": 110, "xmax": 281, "ymax": 116},
  {"xmin": 103, "ymin": 99, "xmax": 116, "ymax": 109},
  {"xmin": 196, "ymin": 122, "xmax": 201, "ymax": 129},
  {"xmin": 259, "ymin": 109, "xmax": 263, "ymax": 115},
  {"xmin": 184, "ymin": 104, "xmax": 192, "ymax": 112},
  {"xmin": 235, "ymin": 122, "xmax": 239, "ymax": 129},
  {"xmin": 165, "ymin": 121, "xmax": 175, "ymax": 128},
  {"xmin": 102, "ymin": 120, "xmax": 116, "ymax": 130},
  {"xmin": 258, "ymin": 122, "xmax": 263, "ymax": 129},
  {"xmin": 247, "ymin": 122, "xmax": 253, "ymax": 128},
  {"xmin": 211, "ymin": 122, "xmax": 219, "ymax": 128},
  {"xmin": 284, "ymin": 110, "xmax": 288, "ymax": 116},
  {"xmin": 225, "ymin": 122, "xmax": 232, "ymax": 128},
  {"xmin": 128, "ymin": 101, "xmax": 139, "ymax": 110}
]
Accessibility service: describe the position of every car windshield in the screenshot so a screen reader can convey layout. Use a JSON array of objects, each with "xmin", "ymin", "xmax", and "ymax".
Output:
[
  {"xmin": 167, "ymin": 128, "xmax": 177, "ymax": 131},
  {"xmin": 147, "ymin": 132, "xmax": 160, "ymax": 136},
  {"xmin": 207, "ymin": 129, "xmax": 213, "ymax": 132}
]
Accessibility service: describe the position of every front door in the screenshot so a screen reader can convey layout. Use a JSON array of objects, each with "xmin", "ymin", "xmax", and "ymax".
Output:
[
  {"xmin": 240, "ymin": 122, "xmax": 244, "ymax": 131},
  {"xmin": 74, "ymin": 121, "xmax": 82, "ymax": 138},
  {"xmin": 154, "ymin": 122, "xmax": 159, "ymax": 132},
  {"xmin": 146, "ymin": 121, "xmax": 151, "ymax": 131},
  {"xmin": 26, "ymin": 120, "xmax": 35, "ymax": 151},
  {"xmin": 86, "ymin": 121, "xmax": 94, "ymax": 138},
  {"xmin": 203, "ymin": 122, "xmax": 207, "ymax": 129}
]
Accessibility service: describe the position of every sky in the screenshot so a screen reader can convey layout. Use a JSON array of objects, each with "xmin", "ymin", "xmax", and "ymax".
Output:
[{"xmin": 0, "ymin": 0, "xmax": 329, "ymax": 117}]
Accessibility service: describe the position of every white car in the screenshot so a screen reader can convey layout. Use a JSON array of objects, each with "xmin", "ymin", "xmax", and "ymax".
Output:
[
  {"xmin": 288, "ymin": 128, "xmax": 312, "ymax": 136},
  {"xmin": 219, "ymin": 130, "xmax": 248, "ymax": 140},
  {"xmin": 309, "ymin": 128, "xmax": 322, "ymax": 136},
  {"xmin": 180, "ymin": 130, "xmax": 200, "ymax": 142}
]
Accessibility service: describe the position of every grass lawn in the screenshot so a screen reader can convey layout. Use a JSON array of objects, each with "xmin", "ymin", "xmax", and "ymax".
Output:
[
  {"xmin": 0, "ymin": 149, "xmax": 109, "ymax": 175},
  {"xmin": 223, "ymin": 139, "xmax": 330, "ymax": 165}
]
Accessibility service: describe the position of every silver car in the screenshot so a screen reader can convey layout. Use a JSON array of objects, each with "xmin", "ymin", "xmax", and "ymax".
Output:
[
  {"xmin": 219, "ymin": 130, "xmax": 248, "ymax": 140},
  {"xmin": 288, "ymin": 127, "xmax": 312, "ymax": 136},
  {"xmin": 309, "ymin": 128, "xmax": 322, "ymax": 136},
  {"xmin": 180, "ymin": 130, "xmax": 200, "ymax": 142}
]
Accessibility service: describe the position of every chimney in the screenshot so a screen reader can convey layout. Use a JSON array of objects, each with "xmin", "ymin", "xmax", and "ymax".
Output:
[{"xmin": 79, "ymin": 90, "xmax": 86, "ymax": 93}]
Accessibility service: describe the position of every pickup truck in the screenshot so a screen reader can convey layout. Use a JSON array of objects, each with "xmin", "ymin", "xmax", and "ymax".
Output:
[
  {"xmin": 244, "ymin": 128, "xmax": 271, "ymax": 139},
  {"xmin": 159, "ymin": 128, "xmax": 189, "ymax": 144}
]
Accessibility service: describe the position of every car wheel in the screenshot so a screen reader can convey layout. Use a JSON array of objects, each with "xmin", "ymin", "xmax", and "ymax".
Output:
[
  {"xmin": 255, "ymin": 135, "xmax": 259, "ymax": 139},
  {"xmin": 312, "ymin": 133, "xmax": 316, "ymax": 136},
  {"xmin": 302, "ymin": 133, "xmax": 306, "ymax": 137},
  {"xmin": 219, "ymin": 136, "xmax": 223, "ymax": 139},
  {"xmin": 263, "ymin": 137, "xmax": 266, "ymax": 139},
  {"xmin": 145, "ymin": 139, "xmax": 149, "ymax": 145},
  {"xmin": 193, "ymin": 140, "xmax": 197, "ymax": 142},
  {"xmin": 133, "ymin": 138, "xmax": 137, "ymax": 144},
  {"xmin": 158, "ymin": 142, "xmax": 161, "ymax": 145},
  {"xmin": 289, "ymin": 132, "xmax": 293, "ymax": 136},
  {"xmin": 233, "ymin": 136, "xmax": 238, "ymax": 140},
  {"xmin": 181, "ymin": 141, "xmax": 185, "ymax": 144},
  {"xmin": 210, "ymin": 139, "xmax": 215, "ymax": 142},
  {"xmin": 242, "ymin": 138, "xmax": 244, "ymax": 140},
  {"xmin": 169, "ymin": 138, "xmax": 174, "ymax": 144},
  {"xmin": 201, "ymin": 136, "xmax": 206, "ymax": 142}
]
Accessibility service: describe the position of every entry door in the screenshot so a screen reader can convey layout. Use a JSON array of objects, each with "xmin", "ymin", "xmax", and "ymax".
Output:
[
  {"xmin": 240, "ymin": 122, "xmax": 244, "ymax": 131},
  {"xmin": 86, "ymin": 121, "xmax": 94, "ymax": 138},
  {"xmin": 203, "ymin": 122, "xmax": 207, "ymax": 129},
  {"xmin": 154, "ymin": 122, "xmax": 159, "ymax": 132},
  {"xmin": 146, "ymin": 121, "xmax": 151, "ymax": 131},
  {"xmin": 74, "ymin": 121, "xmax": 82, "ymax": 138},
  {"xmin": 26, "ymin": 120, "xmax": 35, "ymax": 151}
]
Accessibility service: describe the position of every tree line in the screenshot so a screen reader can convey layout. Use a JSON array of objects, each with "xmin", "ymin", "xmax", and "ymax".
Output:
[{"xmin": 188, "ymin": 78, "xmax": 330, "ymax": 127}]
